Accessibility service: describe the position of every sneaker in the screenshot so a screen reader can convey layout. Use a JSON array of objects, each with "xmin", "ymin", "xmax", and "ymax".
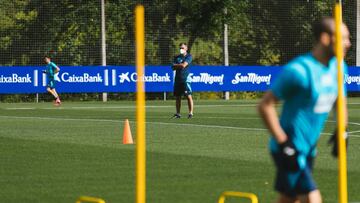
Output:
[
  {"xmin": 188, "ymin": 113, "xmax": 193, "ymax": 119},
  {"xmin": 171, "ymin": 114, "xmax": 181, "ymax": 119},
  {"xmin": 54, "ymin": 98, "xmax": 61, "ymax": 106}
]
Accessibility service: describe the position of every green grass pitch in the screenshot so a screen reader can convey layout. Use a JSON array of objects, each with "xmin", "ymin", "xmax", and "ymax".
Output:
[{"xmin": 0, "ymin": 98, "xmax": 359, "ymax": 203}]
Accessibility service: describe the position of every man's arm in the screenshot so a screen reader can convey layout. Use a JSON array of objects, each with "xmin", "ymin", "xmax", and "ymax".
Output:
[
  {"xmin": 344, "ymin": 98, "xmax": 348, "ymax": 126},
  {"xmin": 50, "ymin": 62, "xmax": 60, "ymax": 73},
  {"xmin": 257, "ymin": 91, "xmax": 288, "ymax": 144},
  {"xmin": 53, "ymin": 64, "xmax": 60, "ymax": 73},
  {"xmin": 332, "ymin": 95, "xmax": 348, "ymax": 126},
  {"xmin": 55, "ymin": 66, "xmax": 60, "ymax": 73},
  {"xmin": 172, "ymin": 62, "xmax": 188, "ymax": 70},
  {"xmin": 328, "ymin": 97, "xmax": 349, "ymax": 157}
]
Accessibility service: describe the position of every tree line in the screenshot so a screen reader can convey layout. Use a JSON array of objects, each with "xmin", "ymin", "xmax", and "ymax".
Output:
[{"xmin": 0, "ymin": 0, "xmax": 356, "ymax": 66}]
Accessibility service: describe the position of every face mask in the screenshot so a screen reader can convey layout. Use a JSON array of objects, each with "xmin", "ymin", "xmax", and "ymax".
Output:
[{"xmin": 180, "ymin": 48, "xmax": 186, "ymax": 55}]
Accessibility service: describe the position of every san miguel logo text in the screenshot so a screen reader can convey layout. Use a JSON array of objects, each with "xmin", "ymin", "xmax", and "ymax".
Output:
[{"xmin": 232, "ymin": 73, "xmax": 271, "ymax": 85}]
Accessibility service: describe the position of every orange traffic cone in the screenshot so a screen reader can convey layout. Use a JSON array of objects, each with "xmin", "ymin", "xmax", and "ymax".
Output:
[{"xmin": 123, "ymin": 119, "xmax": 134, "ymax": 144}]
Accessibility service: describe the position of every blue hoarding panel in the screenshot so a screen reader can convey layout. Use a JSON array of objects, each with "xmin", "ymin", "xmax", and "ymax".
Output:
[
  {"xmin": 0, "ymin": 66, "xmax": 43, "ymax": 93},
  {"xmin": 345, "ymin": 67, "xmax": 360, "ymax": 91},
  {"xmin": 105, "ymin": 66, "xmax": 173, "ymax": 93},
  {"xmin": 188, "ymin": 66, "xmax": 282, "ymax": 91},
  {"xmin": 0, "ymin": 65, "xmax": 359, "ymax": 93}
]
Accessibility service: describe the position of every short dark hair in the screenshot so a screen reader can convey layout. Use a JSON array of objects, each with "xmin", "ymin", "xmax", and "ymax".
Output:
[
  {"xmin": 179, "ymin": 43, "xmax": 187, "ymax": 47},
  {"xmin": 44, "ymin": 55, "xmax": 51, "ymax": 59},
  {"xmin": 312, "ymin": 17, "xmax": 334, "ymax": 41}
]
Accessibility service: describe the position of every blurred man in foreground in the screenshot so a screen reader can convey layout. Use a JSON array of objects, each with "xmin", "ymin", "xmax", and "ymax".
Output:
[{"xmin": 258, "ymin": 17, "xmax": 350, "ymax": 203}]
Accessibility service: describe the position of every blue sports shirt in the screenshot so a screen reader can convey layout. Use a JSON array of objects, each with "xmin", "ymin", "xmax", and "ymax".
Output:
[
  {"xmin": 46, "ymin": 62, "xmax": 58, "ymax": 79},
  {"xmin": 270, "ymin": 53, "xmax": 347, "ymax": 168},
  {"xmin": 173, "ymin": 53, "xmax": 192, "ymax": 83}
]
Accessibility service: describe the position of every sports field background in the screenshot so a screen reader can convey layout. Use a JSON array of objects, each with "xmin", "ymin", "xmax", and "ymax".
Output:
[{"xmin": 0, "ymin": 98, "xmax": 359, "ymax": 203}]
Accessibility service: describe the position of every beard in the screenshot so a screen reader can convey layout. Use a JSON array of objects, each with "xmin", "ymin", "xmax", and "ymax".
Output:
[{"xmin": 326, "ymin": 43, "xmax": 336, "ymax": 58}]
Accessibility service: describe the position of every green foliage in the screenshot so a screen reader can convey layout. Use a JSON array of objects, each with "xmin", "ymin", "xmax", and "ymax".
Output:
[
  {"xmin": 106, "ymin": 0, "xmax": 135, "ymax": 65},
  {"xmin": 191, "ymin": 39, "xmax": 223, "ymax": 65},
  {"xmin": 230, "ymin": 92, "xmax": 263, "ymax": 100},
  {"xmin": 0, "ymin": 0, "xmax": 356, "ymax": 66},
  {"xmin": 0, "ymin": 0, "xmax": 37, "ymax": 65}
]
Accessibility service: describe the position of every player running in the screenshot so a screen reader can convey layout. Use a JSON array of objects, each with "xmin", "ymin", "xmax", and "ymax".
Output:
[{"xmin": 43, "ymin": 55, "xmax": 61, "ymax": 106}]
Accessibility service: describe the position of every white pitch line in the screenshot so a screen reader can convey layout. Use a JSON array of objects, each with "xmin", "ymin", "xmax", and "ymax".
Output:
[
  {"xmin": 348, "ymin": 121, "xmax": 360, "ymax": 126},
  {"xmin": 5, "ymin": 107, "xmax": 35, "ymax": 110},
  {"xmin": 328, "ymin": 120, "xmax": 360, "ymax": 126},
  {"xmin": 146, "ymin": 121, "xmax": 267, "ymax": 131},
  {"xmin": 3, "ymin": 101, "xmax": 360, "ymax": 110},
  {"xmin": 0, "ymin": 116, "xmax": 119, "ymax": 123},
  {"xmin": 0, "ymin": 115, "xmax": 265, "ymax": 132},
  {"xmin": 70, "ymin": 104, "xmax": 258, "ymax": 109},
  {"xmin": 0, "ymin": 115, "xmax": 359, "ymax": 138},
  {"xmin": 147, "ymin": 116, "xmax": 260, "ymax": 120},
  {"xmin": 3, "ymin": 104, "xmax": 258, "ymax": 110},
  {"xmin": 71, "ymin": 105, "xmax": 170, "ymax": 109},
  {"xmin": 202, "ymin": 116, "xmax": 260, "ymax": 120}
]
